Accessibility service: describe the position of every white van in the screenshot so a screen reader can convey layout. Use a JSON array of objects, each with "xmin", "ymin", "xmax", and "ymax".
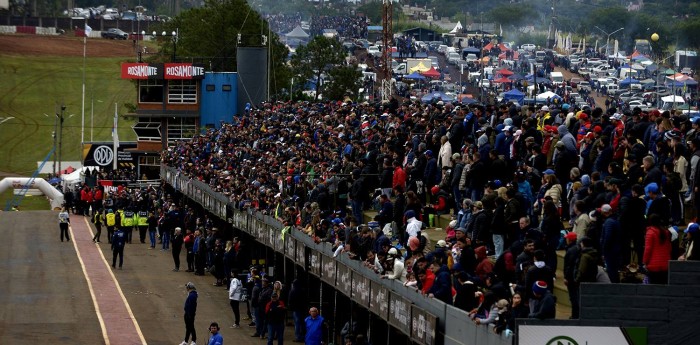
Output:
[
  {"xmin": 550, "ymin": 71, "xmax": 564, "ymax": 83},
  {"xmin": 535, "ymin": 51, "xmax": 546, "ymax": 62}
]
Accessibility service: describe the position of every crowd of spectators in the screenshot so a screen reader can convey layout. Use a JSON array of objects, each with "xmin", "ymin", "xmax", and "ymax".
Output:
[
  {"xmin": 163, "ymin": 95, "xmax": 700, "ymax": 334},
  {"xmin": 309, "ymin": 15, "xmax": 367, "ymax": 39},
  {"xmin": 265, "ymin": 13, "xmax": 303, "ymax": 36}
]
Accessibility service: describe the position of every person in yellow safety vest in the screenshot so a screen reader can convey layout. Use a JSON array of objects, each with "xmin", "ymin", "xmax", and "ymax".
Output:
[
  {"xmin": 93, "ymin": 209, "xmax": 105, "ymax": 243},
  {"xmin": 121, "ymin": 207, "xmax": 136, "ymax": 244},
  {"xmin": 136, "ymin": 208, "xmax": 149, "ymax": 244},
  {"xmin": 105, "ymin": 209, "xmax": 117, "ymax": 244}
]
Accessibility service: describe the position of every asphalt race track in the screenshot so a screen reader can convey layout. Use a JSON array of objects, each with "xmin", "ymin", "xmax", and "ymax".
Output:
[{"xmin": 0, "ymin": 211, "xmax": 289, "ymax": 345}]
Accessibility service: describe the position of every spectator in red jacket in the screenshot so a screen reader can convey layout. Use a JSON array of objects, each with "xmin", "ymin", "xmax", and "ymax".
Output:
[
  {"xmin": 423, "ymin": 186, "xmax": 449, "ymax": 224},
  {"xmin": 474, "ymin": 245, "xmax": 494, "ymax": 283},
  {"xmin": 392, "ymin": 160, "xmax": 407, "ymax": 191},
  {"xmin": 643, "ymin": 214, "xmax": 672, "ymax": 284}
]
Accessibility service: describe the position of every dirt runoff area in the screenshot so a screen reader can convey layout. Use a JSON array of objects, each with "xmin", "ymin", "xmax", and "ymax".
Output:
[{"xmin": 0, "ymin": 34, "xmax": 135, "ymax": 58}]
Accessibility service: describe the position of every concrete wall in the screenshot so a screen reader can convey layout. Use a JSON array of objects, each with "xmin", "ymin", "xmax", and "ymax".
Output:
[{"xmin": 520, "ymin": 261, "xmax": 700, "ymax": 345}]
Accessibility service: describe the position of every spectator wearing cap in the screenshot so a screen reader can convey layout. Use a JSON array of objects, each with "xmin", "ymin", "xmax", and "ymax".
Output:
[
  {"xmin": 599, "ymin": 204, "xmax": 622, "ymax": 283},
  {"xmin": 180, "ymin": 282, "xmax": 198, "ymax": 345},
  {"xmin": 381, "ymin": 247, "xmax": 405, "ymax": 280},
  {"xmin": 528, "ymin": 281, "xmax": 556, "ymax": 319},
  {"xmin": 424, "ymin": 149, "xmax": 439, "ymax": 194},
  {"xmin": 680, "ymin": 223, "xmax": 700, "ymax": 261},
  {"xmin": 265, "ymin": 292, "xmax": 286, "ymax": 345},
  {"xmin": 253, "ymin": 277, "xmax": 273, "ymax": 338},
  {"xmin": 645, "ymin": 182, "xmax": 672, "ymax": 226},
  {"xmin": 562, "ymin": 231, "xmax": 581, "ymax": 318},
  {"xmin": 576, "ymin": 113, "xmax": 592, "ymax": 146},
  {"xmin": 494, "ymin": 125, "xmax": 513, "ymax": 160}
]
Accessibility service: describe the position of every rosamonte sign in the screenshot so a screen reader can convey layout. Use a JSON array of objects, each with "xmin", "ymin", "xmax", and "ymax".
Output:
[
  {"xmin": 121, "ymin": 63, "xmax": 163, "ymax": 79},
  {"xmin": 121, "ymin": 63, "xmax": 205, "ymax": 80}
]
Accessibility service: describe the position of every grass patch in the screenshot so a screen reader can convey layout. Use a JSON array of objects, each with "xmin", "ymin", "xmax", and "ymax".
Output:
[
  {"xmin": 0, "ymin": 189, "xmax": 51, "ymax": 211},
  {"xmin": 0, "ymin": 54, "xmax": 136, "ymax": 175}
]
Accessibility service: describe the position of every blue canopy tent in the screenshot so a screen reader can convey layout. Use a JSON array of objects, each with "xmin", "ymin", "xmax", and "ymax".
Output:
[
  {"xmin": 404, "ymin": 71, "xmax": 427, "ymax": 81},
  {"xmin": 619, "ymin": 77, "xmax": 641, "ymax": 88},
  {"xmin": 421, "ymin": 91, "xmax": 454, "ymax": 103},
  {"xmin": 665, "ymin": 80, "xmax": 683, "ymax": 88},
  {"xmin": 665, "ymin": 78, "xmax": 698, "ymax": 87},
  {"xmin": 503, "ymin": 89, "xmax": 525, "ymax": 103},
  {"xmin": 508, "ymin": 73, "xmax": 524, "ymax": 80}
]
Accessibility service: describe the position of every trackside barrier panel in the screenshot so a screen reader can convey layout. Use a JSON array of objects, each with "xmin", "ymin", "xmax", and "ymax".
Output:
[{"xmin": 161, "ymin": 165, "xmax": 511, "ymax": 345}]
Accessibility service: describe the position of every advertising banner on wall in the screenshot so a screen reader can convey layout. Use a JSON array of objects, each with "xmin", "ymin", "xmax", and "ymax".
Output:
[
  {"xmin": 518, "ymin": 326, "xmax": 647, "ymax": 345},
  {"xmin": 164, "ymin": 63, "xmax": 206, "ymax": 79},
  {"xmin": 121, "ymin": 63, "xmax": 163, "ymax": 79},
  {"xmin": 82, "ymin": 142, "xmax": 136, "ymax": 170}
]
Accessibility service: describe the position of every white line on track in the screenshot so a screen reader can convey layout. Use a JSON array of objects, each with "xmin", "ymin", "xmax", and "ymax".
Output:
[{"xmin": 69, "ymin": 217, "xmax": 147, "ymax": 345}]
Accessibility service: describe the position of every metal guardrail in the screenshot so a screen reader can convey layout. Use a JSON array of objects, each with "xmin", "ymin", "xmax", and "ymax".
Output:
[{"xmin": 161, "ymin": 165, "xmax": 512, "ymax": 345}]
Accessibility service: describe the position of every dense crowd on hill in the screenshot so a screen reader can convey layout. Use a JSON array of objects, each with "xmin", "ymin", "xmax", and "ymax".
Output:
[
  {"xmin": 309, "ymin": 15, "xmax": 367, "ymax": 39},
  {"xmin": 266, "ymin": 13, "xmax": 303, "ymax": 36},
  {"xmin": 162, "ymin": 96, "xmax": 700, "ymax": 334}
]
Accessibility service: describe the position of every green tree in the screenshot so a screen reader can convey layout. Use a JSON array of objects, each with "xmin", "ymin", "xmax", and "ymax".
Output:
[
  {"xmin": 290, "ymin": 36, "xmax": 347, "ymax": 101},
  {"xmin": 152, "ymin": 0, "xmax": 290, "ymax": 98},
  {"xmin": 325, "ymin": 65, "xmax": 362, "ymax": 101},
  {"xmin": 485, "ymin": 4, "xmax": 537, "ymax": 29}
]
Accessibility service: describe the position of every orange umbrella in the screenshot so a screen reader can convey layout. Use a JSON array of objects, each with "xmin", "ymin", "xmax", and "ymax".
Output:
[{"xmin": 496, "ymin": 69, "xmax": 514, "ymax": 76}]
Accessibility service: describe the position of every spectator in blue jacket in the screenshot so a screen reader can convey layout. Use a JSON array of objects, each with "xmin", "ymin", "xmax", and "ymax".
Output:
[
  {"xmin": 207, "ymin": 322, "xmax": 223, "ymax": 345},
  {"xmin": 600, "ymin": 204, "xmax": 622, "ymax": 283},
  {"xmin": 111, "ymin": 227, "xmax": 126, "ymax": 269},
  {"xmin": 180, "ymin": 282, "xmax": 198, "ymax": 345},
  {"xmin": 427, "ymin": 261, "xmax": 453, "ymax": 305},
  {"xmin": 305, "ymin": 307, "xmax": 325, "ymax": 345}
]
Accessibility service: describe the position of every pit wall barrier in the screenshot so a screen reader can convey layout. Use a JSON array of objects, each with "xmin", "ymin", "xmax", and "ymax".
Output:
[{"xmin": 161, "ymin": 165, "xmax": 512, "ymax": 345}]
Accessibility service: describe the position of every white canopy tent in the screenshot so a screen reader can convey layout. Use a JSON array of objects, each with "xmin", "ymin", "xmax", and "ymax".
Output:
[
  {"xmin": 285, "ymin": 26, "xmax": 309, "ymax": 40},
  {"xmin": 61, "ymin": 166, "xmax": 100, "ymax": 192},
  {"xmin": 449, "ymin": 21, "xmax": 463, "ymax": 34}
]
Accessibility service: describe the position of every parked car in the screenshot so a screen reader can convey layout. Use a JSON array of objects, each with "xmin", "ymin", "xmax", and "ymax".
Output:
[
  {"xmin": 367, "ymin": 45, "xmax": 382, "ymax": 58},
  {"xmin": 521, "ymin": 43, "xmax": 536, "ymax": 52},
  {"xmin": 101, "ymin": 28, "xmax": 128, "ymax": 39}
]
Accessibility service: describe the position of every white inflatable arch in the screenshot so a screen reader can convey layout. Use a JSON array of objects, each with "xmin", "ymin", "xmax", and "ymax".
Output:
[{"xmin": 0, "ymin": 178, "xmax": 64, "ymax": 210}]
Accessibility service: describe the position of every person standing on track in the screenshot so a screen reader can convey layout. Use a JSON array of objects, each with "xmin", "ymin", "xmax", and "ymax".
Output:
[
  {"xmin": 105, "ymin": 209, "xmax": 117, "ymax": 244},
  {"xmin": 180, "ymin": 282, "xmax": 198, "ymax": 345},
  {"xmin": 172, "ymin": 227, "xmax": 184, "ymax": 272},
  {"xmin": 58, "ymin": 207, "xmax": 70, "ymax": 242},
  {"xmin": 92, "ymin": 209, "xmax": 104, "ymax": 243},
  {"xmin": 137, "ymin": 207, "xmax": 149, "ymax": 244},
  {"xmin": 111, "ymin": 227, "xmax": 126, "ymax": 269},
  {"xmin": 228, "ymin": 271, "xmax": 243, "ymax": 328}
]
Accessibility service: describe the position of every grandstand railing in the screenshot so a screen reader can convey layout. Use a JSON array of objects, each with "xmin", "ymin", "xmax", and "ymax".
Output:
[{"xmin": 161, "ymin": 164, "xmax": 512, "ymax": 345}]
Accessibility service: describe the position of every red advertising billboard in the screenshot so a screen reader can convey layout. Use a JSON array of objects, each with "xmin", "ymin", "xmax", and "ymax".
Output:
[
  {"xmin": 164, "ymin": 63, "xmax": 206, "ymax": 79},
  {"xmin": 121, "ymin": 63, "xmax": 163, "ymax": 79}
]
